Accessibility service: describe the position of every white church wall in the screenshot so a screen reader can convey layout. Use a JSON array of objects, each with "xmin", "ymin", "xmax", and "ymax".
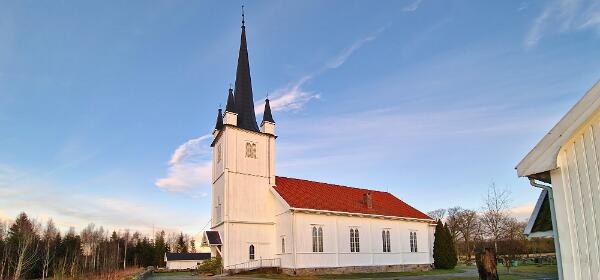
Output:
[
  {"xmin": 290, "ymin": 212, "xmax": 433, "ymax": 268},
  {"xmin": 226, "ymin": 222, "xmax": 276, "ymax": 267},
  {"xmin": 275, "ymin": 210, "xmax": 294, "ymax": 268}
]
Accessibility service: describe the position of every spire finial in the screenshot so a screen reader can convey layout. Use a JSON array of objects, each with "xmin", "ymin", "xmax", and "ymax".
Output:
[{"xmin": 241, "ymin": 5, "xmax": 245, "ymax": 27}]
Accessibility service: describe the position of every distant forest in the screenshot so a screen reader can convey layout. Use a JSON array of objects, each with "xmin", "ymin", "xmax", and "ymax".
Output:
[{"xmin": 0, "ymin": 212, "xmax": 197, "ymax": 280}]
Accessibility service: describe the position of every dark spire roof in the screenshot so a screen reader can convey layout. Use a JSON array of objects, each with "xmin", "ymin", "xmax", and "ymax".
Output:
[
  {"xmin": 262, "ymin": 98, "xmax": 275, "ymax": 123},
  {"xmin": 214, "ymin": 108, "xmax": 224, "ymax": 131},
  {"xmin": 226, "ymin": 87, "xmax": 235, "ymax": 112},
  {"xmin": 233, "ymin": 17, "xmax": 260, "ymax": 132}
]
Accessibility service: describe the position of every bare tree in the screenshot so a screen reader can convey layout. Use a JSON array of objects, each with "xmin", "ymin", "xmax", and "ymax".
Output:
[
  {"xmin": 122, "ymin": 230, "xmax": 130, "ymax": 270},
  {"xmin": 481, "ymin": 183, "xmax": 512, "ymax": 252},
  {"xmin": 41, "ymin": 219, "xmax": 59, "ymax": 280},
  {"xmin": 10, "ymin": 213, "xmax": 40, "ymax": 280},
  {"xmin": 428, "ymin": 208, "xmax": 447, "ymax": 221},
  {"xmin": 447, "ymin": 207, "xmax": 479, "ymax": 261}
]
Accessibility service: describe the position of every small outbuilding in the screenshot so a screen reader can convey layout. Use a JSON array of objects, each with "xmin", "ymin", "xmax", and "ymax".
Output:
[{"xmin": 164, "ymin": 252, "xmax": 211, "ymax": 270}]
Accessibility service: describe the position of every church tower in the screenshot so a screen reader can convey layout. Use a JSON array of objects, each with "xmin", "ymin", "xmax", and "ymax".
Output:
[{"xmin": 209, "ymin": 14, "xmax": 277, "ymax": 268}]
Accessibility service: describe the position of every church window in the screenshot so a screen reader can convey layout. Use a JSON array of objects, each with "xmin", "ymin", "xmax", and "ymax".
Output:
[
  {"xmin": 217, "ymin": 144, "xmax": 222, "ymax": 163},
  {"xmin": 350, "ymin": 228, "xmax": 360, "ymax": 252},
  {"xmin": 281, "ymin": 237, "xmax": 285, "ymax": 253},
  {"xmin": 312, "ymin": 226, "xmax": 323, "ymax": 252},
  {"xmin": 216, "ymin": 196, "xmax": 222, "ymax": 223},
  {"xmin": 382, "ymin": 229, "xmax": 391, "ymax": 252},
  {"xmin": 409, "ymin": 231, "xmax": 418, "ymax": 252},
  {"xmin": 245, "ymin": 142, "xmax": 257, "ymax": 159},
  {"xmin": 249, "ymin": 244, "xmax": 255, "ymax": 260}
]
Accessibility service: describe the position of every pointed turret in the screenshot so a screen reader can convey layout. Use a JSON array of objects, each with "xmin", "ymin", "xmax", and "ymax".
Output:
[
  {"xmin": 226, "ymin": 88, "xmax": 235, "ymax": 113},
  {"xmin": 214, "ymin": 108, "xmax": 224, "ymax": 131},
  {"xmin": 262, "ymin": 98, "xmax": 275, "ymax": 124},
  {"xmin": 233, "ymin": 15, "xmax": 260, "ymax": 132}
]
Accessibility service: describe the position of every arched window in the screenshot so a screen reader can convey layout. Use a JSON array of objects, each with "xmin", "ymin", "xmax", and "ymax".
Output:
[
  {"xmin": 312, "ymin": 226, "xmax": 323, "ymax": 252},
  {"xmin": 350, "ymin": 228, "xmax": 360, "ymax": 252},
  {"xmin": 409, "ymin": 231, "xmax": 418, "ymax": 252},
  {"xmin": 281, "ymin": 237, "xmax": 285, "ymax": 253},
  {"xmin": 249, "ymin": 244, "xmax": 255, "ymax": 260},
  {"xmin": 382, "ymin": 230, "xmax": 391, "ymax": 252}
]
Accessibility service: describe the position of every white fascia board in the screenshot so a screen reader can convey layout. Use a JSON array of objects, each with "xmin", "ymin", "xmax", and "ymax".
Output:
[
  {"xmin": 289, "ymin": 207, "xmax": 435, "ymax": 223},
  {"xmin": 516, "ymin": 79, "xmax": 600, "ymax": 177}
]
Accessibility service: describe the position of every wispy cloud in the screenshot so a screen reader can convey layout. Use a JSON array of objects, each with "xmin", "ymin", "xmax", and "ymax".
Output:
[
  {"xmin": 155, "ymin": 135, "xmax": 212, "ymax": 196},
  {"xmin": 509, "ymin": 203, "xmax": 535, "ymax": 222},
  {"xmin": 402, "ymin": 0, "xmax": 424, "ymax": 12},
  {"xmin": 525, "ymin": 0, "xmax": 600, "ymax": 49},
  {"xmin": 256, "ymin": 27, "xmax": 386, "ymax": 114}
]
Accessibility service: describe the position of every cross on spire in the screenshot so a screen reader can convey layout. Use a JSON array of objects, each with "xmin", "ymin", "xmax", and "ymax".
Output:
[{"xmin": 241, "ymin": 5, "xmax": 245, "ymax": 27}]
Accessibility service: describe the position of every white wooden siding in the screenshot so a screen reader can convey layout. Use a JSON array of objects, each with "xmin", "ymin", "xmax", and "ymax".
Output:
[{"xmin": 553, "ymin": 112, "xmax": 600, "ymax": 279}]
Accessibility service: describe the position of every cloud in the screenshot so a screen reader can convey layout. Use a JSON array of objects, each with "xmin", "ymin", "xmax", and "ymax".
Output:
[
  {"xmin": 525, "ymin": 0, "xmax": 600, "ymax": 49},
  {"xmin": 402, "ymin": 0, "xmax": 424, "ymax": 12},
  {"xmin": 508, "ymin": 203, "xmax": 535, "ymax": 222},
  {"xmin": 256, "ymin": 27, "xmax": 385, "ymax": 115},
  {"xmin": 155, "ymin": 135, "xmax": 212, "ymax": 195}
]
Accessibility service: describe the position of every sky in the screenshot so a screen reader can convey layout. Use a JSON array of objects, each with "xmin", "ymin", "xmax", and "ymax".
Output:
[{"xmin": 1, "ymin": 0, "xmax": 600, "ymax": 237}]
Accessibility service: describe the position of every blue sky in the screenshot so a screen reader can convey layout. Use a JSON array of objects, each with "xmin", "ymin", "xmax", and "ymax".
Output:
[{"xmin": 1, "ymin": 0, "xmax": 600, "ymax": 235}]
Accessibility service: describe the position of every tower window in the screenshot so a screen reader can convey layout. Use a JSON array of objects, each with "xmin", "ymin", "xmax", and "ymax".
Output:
[
  {"xmin": 245, "ymin": 142, "xmax": 257, "ymax": 159},
  {"xmin": 281, "ymin": 237, "xmax": 285, "ymax": 253},
  {"xmin": 217, "ymin": 144, "xmax": 222, "ymax": 163},
  {"xmin": 249, "ymin": 244, "xmax": 255, "ymax": 260}
]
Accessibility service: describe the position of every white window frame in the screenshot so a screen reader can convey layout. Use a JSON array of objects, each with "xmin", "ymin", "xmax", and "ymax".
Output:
[
  {"xmin": 350, "ymin": 227, "xmax": 360, "ymax": 253},
  {"xmin": 217, "ymin": 144, "xmax": 222, "ymax": 163},
  {"xmin": 382, "ymin": 229, "xmax": 391, "ymax": 253},
  {"xmin": 281, "ymin": 236, "xmax": 285, "ymax": 254},
  {"xmin": 249, "ymin": 244, "xmax": 255, "ymax": 260},
  {"xmin": 245, "ymin": 141, "xmax": 257, "ymax": 159},
  {"xmin": 409, "ymin": 231, "xmax": 418, "ymax": 253},
  {"xmin": 311, "ymin": 225, "xmax": 324, "ymax": 252}
]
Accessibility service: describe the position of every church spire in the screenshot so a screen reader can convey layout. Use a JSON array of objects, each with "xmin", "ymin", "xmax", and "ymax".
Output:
[
  {"xmin": 233, "ymin": 6, "xmax": 260, "ymax": 132},
  {"xmin": 226, "ymin": 87, "xmax": 235, "ymax": 112},
  {"xmin": 262, "ymin": 98, "xmax": 275, "ymax": 124},
  {"xmin": 214, "ymin": 108, "xmax": 224, "ymax": 131}
]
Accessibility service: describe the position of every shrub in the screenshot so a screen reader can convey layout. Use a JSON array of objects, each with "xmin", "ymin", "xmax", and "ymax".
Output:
[
  {"xmin": 433, "ymin": 220, "xmax": 458, "ymax": 269},
  {"xmin": 197, "ymin": 256, "xmax": 222, "ymax": 275}
]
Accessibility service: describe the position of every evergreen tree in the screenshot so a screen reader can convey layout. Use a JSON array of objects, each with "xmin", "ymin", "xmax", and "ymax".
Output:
[
  {"xmin": 433, "ymin": 220, "xmax": 447, "ymax": 268},
  {"xmin": 444, "ymin": 223, "xmax": 458, "ymax": 268},
  {"xmin": 433, "ymin": 220, "xmax": 458, "ymax": 269},
  {"xmin": 176, "ymin": 233, "xmax": 188, "ymax": 253}
]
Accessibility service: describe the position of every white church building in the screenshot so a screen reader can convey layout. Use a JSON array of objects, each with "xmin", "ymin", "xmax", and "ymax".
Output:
[{"xmin": 202, "ymin": 19, "xmax": 436, "ymax": 275}]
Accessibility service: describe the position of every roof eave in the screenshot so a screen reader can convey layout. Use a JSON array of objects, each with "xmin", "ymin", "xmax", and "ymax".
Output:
[
  {"xmin": 289, "ymin": 207, "xmax": 435, "ymax": 223},
  {"xmin": 516, "ymin": 79, "xmax": 600, "ymax": 178}
]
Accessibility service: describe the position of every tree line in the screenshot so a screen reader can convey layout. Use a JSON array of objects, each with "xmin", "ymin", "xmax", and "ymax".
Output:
[
  {"xmin": 427, "ymin": 183, "xmax": 555, "ymax": 263},
  {"xmin": 0, "ymin": 212, "xmax": 197, "ymax": 280}
]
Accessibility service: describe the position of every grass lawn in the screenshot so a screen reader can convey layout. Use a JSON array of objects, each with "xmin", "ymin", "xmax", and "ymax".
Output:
[
  {"xmin": 238, "ymin": 268, "xmax": 464, "ymax": 280},
  {"xmin": 237, "ymin": 264, "xmax": 557, "ymax": 280}
]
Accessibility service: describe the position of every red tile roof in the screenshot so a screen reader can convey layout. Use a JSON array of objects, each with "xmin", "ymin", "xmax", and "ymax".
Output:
[{"xmin": 273, "ymin": 176, "xmax": 432, "ymax": 220}]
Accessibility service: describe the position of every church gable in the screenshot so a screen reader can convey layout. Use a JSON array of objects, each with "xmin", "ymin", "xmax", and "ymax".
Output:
[{"xmin": 273, "ymin": 176, "xmax": 432, "ymax": 220}]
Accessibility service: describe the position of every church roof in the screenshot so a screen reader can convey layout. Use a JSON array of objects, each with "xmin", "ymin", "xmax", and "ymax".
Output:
[
  {"xmin": 232, "ymin": 22, "xmax": 260, "ymax": 132},
  {"xmin": 273, "ymin": 176, "xmax": 432, "ymax": 221},
  {"xmin": 262, "ymin": 98, "xmax": 275, "ymax": 123},
  {"xmin": 165, "ymin": 252, "xmax": 211, "ymax": 261}
]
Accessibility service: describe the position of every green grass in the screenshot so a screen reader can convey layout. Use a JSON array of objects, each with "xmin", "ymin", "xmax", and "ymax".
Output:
[
  {"xmin": 501, "ymin": 264, "xmax": 558, "ymax": 275},
  {"xmin": 238, "ymin": 268, "xmax": 464, "ymax": 280},
  {"xmin": 319, "ymin": 268, "xmax": 464, "ymax": 279},
  {"xmin": 237, "ymin": 264, "xmax": 557, "ymax": 280}
]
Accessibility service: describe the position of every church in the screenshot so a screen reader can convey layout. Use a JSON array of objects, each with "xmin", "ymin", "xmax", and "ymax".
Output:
[{"xmin": 202, "ymin": 18, "xmax": 436, "ymax": 275}]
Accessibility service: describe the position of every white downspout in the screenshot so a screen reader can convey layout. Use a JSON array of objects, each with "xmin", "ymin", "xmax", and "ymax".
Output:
[{"xmin": 529, "ymin": 178, "xmax": 564, "ymax": 280}]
